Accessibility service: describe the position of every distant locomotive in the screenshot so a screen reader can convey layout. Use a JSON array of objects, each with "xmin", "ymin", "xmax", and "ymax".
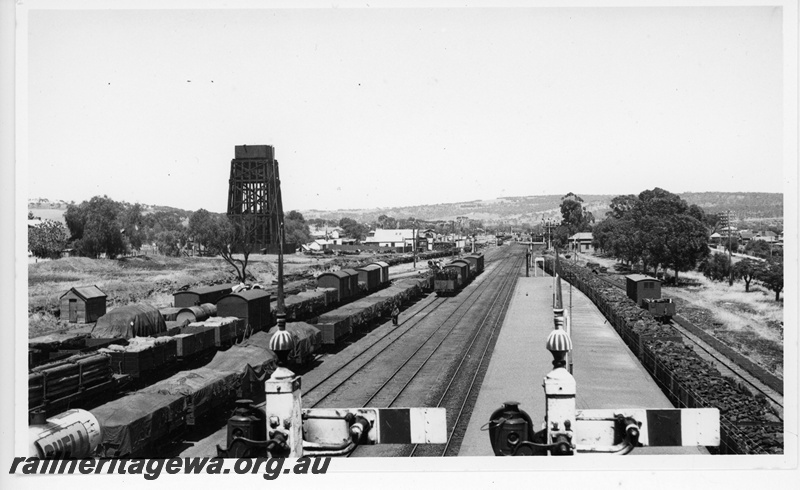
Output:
[
  {"xmin": 625, "ymin": 274, "xmax": 675, "ymax": 321},
  {"xmin": 434, "ymin": 254, "xmax": 484, "ymax": 295}
]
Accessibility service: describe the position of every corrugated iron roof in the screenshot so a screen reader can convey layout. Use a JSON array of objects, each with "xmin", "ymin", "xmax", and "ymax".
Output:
[{"xmin": 60, "ymin": 285, "xmax": 107, "ymax": 300}]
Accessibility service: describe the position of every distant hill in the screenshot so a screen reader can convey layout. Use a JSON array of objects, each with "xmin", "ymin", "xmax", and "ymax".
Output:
[
  {"xmin": 29, "ymin": 192, "xmax": 783, "ymax": 227},
  {"xmin": 301, "ymin": 192, "xmax": 783, "ymax": 226},
  {"xmin": 27, "ymin": 198, "xmax": 192, "ymax": 224},
  {"xmin": 678, "ymin": 192, "xmax": 783, "ymax": 219}
]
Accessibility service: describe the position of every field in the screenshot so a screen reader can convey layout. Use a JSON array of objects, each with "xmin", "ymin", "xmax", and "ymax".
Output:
[
  {"xmin": 27, "ymin": 251, "xmax": 403, "ymax": 338},
  {"xmin": 573, "ymin": 251, "xmax": 783, "ymax": 379}
]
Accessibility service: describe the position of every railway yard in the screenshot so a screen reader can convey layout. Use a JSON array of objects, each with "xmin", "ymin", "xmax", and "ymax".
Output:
[{"xmin": 26, "ymin": 240, "xmax": 786, "ymax": 459}]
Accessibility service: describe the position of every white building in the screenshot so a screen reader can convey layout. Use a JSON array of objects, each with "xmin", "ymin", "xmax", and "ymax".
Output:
[{"xmin": 568, "ymin": 232, "xmax": 594, "ymax": 252}]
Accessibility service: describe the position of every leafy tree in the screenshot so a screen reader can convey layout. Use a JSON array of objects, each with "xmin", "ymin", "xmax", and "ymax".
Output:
[
  {"xmin": 27, "ymin": 211, "xmax": 35, "ymax": 220},
  {"xmin": 644, "ymin": 210, "xmax": 709, "ymax": 282},
  {"xmin": 142, "ymin": 209, "xmax": 186, "ymax": 242},
  {"xmin": 64, "ymin": 196, "xmax": 127, "ymax": 258},
  {"xmin": 607, "ymin": 194, "xmax": 638, "ymax": 220},
  {"xmin": 744, "ymin": 240, "xmax": 773, "ymax": 260},
  {"xmin": 559, "ymin": 192, "xmax": 594, "ymax": 236},
  {"xmin": 377, "ymin": 214, "xmax": 397, "ymax": 229},
  {"xmin": 286, "ymin": 210, "xmax": 305, "ymax": 222},
  {"xmin": 121, "ymin": 203, "xmax": 145, "ymax": 252},
  {"xmin": 155, "ymin": 230, "xmax": 183, "ymax": 257},
  {"xmin": 758, "ymin": 258, "xmax": 784, "ymax": 301},
  {"xmin": 686, "ymin": 204, "xmax": 707, "ymax": 223},
  {"xmin": 637, "ymin": 188, "xmax": 689, "ymax": 217},
  {"xmin": 732, "ymin": 259, "xmax": 763, "ymax": 292},
  {"xmin": 205, "ymin": 215, "xmax": 258, "ymax": 283},
  {"xmin": 722, "ymin": 237, "xmax": 740, "ymax": 254},
  {"xmin": 188, "ymin": 208, "xmax": 220, "ymax": 251},
  {"xmin": 64, "ymin": 202, "xmax": 88, "ymax": 240},
  {"xmin": 552, "ymin": 224, "xmax": 571, "ymax": 249},
  {"xmin": 307, "ymin": 218, "xmax": 334, "ymax": 228},
  {"xmin": 591, "ymin": 217, "xmax": 616, "ymax": 253},
  {"xmin": 595, "ymin": 188, "xmax": 710, "ymax": 279},
  {"xmin": 28, "ymin": 220, "xmax": 69, "ymax": 259},
  {"xmin": 339, "ymin": 217, "xmax": 368, "ymax": 241},
  {"xmin": 612, "ymin": 219, "xmax": 648, "ymax": 267},
  {"xmin": 699, "ymin": 252, "xmax": 732, "ymax": 283},
  {"xmin": 285, "ymin": 210, "xmax": 310, "ymax": 245}
]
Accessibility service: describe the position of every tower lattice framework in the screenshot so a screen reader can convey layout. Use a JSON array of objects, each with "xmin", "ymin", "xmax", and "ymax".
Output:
[{"xmin": 226, "ymin": 145, "xmax": 284, "ymax": 252}]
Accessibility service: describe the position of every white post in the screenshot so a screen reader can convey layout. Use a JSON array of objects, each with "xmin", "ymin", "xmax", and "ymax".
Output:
[{"xmin": 264, "ymin": 366, "xmax": 304, "ymax": 457}]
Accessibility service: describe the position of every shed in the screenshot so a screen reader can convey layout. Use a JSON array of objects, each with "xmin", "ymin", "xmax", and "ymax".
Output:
[
  {"xmin": 625, "ymin": 274, "xmax": 662, "ymax": 307},
  {"xmin": 173, "ymin": 283, "xmax": 236, "ymax": 308},
  {"xmin": 216, "ymin": 289, "xmax": 271, "ymax": 332},
  {"xmin": 92, "ymin": 304, "xmax": 167, "ymax": 340},
  {"xmin": 369, "ymin": 261, "xmax": 391, "ymax": 285},
  {"xmin": 569, "ymin": 232, "xmax": 595, "ymax": 252},
  {"xmin": 356, "ymin": 264, "xmax": 382, "ymax": 292},
  {"xmin": 60, "ymin": 286, "xmax": 107, "ymax": 323}
]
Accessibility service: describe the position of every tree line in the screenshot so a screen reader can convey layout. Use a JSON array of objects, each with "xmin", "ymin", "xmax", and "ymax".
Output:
[{"xmin": 584, "ymin": 188, "xmax": 782, "ymax": 300}]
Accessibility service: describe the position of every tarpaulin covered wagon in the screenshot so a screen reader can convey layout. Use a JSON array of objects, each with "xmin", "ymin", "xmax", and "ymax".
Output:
[{"xmin": 92, "ymin": 304, "xmax": 167, "ymax": 340}]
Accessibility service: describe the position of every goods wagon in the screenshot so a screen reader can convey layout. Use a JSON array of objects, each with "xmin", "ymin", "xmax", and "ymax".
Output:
[
  {"xmin": 625, "ymin": 274, "xmax": 675, "ymax": 320},
  {"xmin": 450, "ymin": 259, "xmax": 473, "ymax": 280},
  {"xmin": 461, "ymin": 254, "xmax": 484, "ymax": 275},
  {"xmin": 216, "ymin": 289, "xmax": 271, "ymax": 332},
  {"xmin": 369, "ymin": 261, "xmax": 391, "ymax": 286},
  {"xmin": 90, "ymin": 332, "xmax": 278, "ymax": 457},
  {"xmin": 356, "ymin": 264, "xmax": 383, "ymax": 293},
  {"xmin": 184, "ymin": 316, "xmax": 245, "ymax": 348},
  {"xmin": 434, "ymin": 260, "xmax": 470, "ymax": 295},
  {"xmin": 339, "ymin": 269, "xmax": 360, "ymax": 298},
  {"xmin": 92, "ymin": 304, "xmax": 167, "ymax": 341},
  {"xmin": 317, "ymin": 270, "xmax": 357, "ymax": 303}
]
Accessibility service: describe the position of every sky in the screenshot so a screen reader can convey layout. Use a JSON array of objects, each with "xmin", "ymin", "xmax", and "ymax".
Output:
[{"xmin": 22, "ymin": 1, "xmax": 788, "ymax": 214}]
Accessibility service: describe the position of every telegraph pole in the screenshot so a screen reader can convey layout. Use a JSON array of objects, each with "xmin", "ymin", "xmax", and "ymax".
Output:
[
  {"xmin": 412, "ymin": 222, "xmax": 417, "ymax": 269},
  {"xmin": 727, "ymin": 210, "xmax": 734, "ymax": 286}
]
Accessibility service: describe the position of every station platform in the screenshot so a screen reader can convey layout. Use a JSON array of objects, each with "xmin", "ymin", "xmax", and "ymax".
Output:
[{"xmin": 458, "ymin": 272, "xmax": 707, "ymax": 456}]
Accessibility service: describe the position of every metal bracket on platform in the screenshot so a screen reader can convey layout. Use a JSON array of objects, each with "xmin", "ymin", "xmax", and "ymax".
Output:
[
  {"xmin": 488, "ymin": 304, "xmax": 720, "ymax": 456},
  {"xmin": 217, "ymin": 366, "xmax": 447, "ymax": 458}
]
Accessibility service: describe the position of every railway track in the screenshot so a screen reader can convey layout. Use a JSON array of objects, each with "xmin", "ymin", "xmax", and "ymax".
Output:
[
  {"xmin": 296, "ymin": 245, "xmax": 523, "ymax": 457},
  {"xmin": 408, "ymin": 249, "xmax": 523, "ymax": 457},
  {"xmin": 588, "ymin": 273, "xmax": 784, "ymax": 419}
]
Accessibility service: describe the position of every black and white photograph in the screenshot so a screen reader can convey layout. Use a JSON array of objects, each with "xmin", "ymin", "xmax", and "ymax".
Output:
[{"xmin": 1, "ymin": 0, "xmax": 797, "ymax": 488}]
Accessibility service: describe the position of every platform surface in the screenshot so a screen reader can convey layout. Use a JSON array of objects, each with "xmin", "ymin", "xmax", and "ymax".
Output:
[{"xmin": 458, "ymin": 272, "xmax": 706, "ymax": 456}]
